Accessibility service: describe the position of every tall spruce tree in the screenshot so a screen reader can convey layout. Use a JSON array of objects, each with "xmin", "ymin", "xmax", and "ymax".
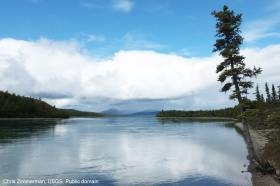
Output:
[
  {"xmin": 278, "ymin": 85, "xmax": 280, "ymax": 101},
  {"xmin": 271, "ymin": 84, "xmax": 277, "ymax": 103},
  {"xmin": 212, "ymin": 6, "xmax": 261, "ymax": 109},
  {"xmin": 261, "ymin": 94, "xmax": 265, "ymax": 103},
  {"xmin": 255, "ymin": 84, "xmax": 262, "ymax": 102},
  {"xmin": 265, "ymin": 82, "xmax": 271, "ymax": 103}
]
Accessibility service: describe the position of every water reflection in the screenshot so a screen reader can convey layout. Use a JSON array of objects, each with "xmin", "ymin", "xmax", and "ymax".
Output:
[
  {"xmin": 157, "ymin": 117, "xmax": 235, "ymax": 124},
  {"xmin": 0, "ymin": 119, "xmax": 62, "ymax": 143},
  {"xmin": 0, "ymin": 117, "xmax": 251, "ymax": 186}
]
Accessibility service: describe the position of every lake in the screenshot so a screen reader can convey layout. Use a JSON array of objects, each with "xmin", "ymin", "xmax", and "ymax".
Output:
[{"xmin": 0, "ymin": 117, "xmax": 251, "ymax": 186}]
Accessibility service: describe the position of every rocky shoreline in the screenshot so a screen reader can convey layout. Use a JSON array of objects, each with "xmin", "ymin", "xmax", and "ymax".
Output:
[{"xmin": 235, "ymin": 122, "xmax": 280, "ymax": 186}]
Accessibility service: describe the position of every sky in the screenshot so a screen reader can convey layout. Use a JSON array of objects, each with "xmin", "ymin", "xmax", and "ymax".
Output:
[{"xmin": 0, "ymin": 0, "xmax": 280, "ymax": 112}]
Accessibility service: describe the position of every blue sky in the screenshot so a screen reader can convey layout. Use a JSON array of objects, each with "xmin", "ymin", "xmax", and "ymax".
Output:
[
  {"xmin": 1, "ymin": 0, "xmax": 280, "ymax": 56},
  {"xmin": 0, "ymin": 0, "xmax": 280, "ymax": 112}
]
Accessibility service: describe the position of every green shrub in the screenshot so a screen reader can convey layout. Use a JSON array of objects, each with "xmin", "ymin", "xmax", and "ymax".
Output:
[
  {"xmin": 243, "ymin": 109, "xmax": 266, "ymax": 128},
  {"xmin": 265, "ymin": 112, "xmax": 280, "ymax": 128}
]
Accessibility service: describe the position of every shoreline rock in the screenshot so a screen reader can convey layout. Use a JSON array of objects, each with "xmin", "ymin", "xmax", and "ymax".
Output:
[{"xmin": 234, "ymin": 122, "xmax": 280, "ymax": 186}]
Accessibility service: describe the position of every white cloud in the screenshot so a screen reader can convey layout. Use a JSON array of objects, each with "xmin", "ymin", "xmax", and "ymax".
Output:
[
  {"xmin": 244, "ymin": 0, "xmax": 280, "ymax": 42},
  {"xmin": 0, "ymin": 38, "xmax": 279, "ymax": 110},
  {"xmin": 121, "ymin": 32, "xmax": 164, "ymax": 50},
  {"xmin": 86, "ymin": 34, "xmax": 105, "ymax": 43},
  {"xmin": 243, "ymin": 0, "xmax": 280, "ymax": 43},
  {"xmin": 81, "ymin": 51, "xmax": 218, "ymax": 100},
  {"xmin": 243, "ymin": 17, "xmax": 280, "ymax": 42},
  {"xmin": 113, "ymin": 0, "xmax": 134, "ymax": 12},
  {"xmin": 242, "ymin": 45, "xmax": 280, "ymax": 83}
]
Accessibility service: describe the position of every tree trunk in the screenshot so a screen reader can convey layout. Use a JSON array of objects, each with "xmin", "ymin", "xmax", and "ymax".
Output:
[
  {"xmin": 230, "ymin": 61, "xmax": 243, "ymax": 111},
  {"xmin": 229, "ymin": 62, "xmax": 264, "ymax": 171}
]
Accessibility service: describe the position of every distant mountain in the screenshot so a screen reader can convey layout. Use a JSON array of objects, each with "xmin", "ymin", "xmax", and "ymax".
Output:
[
  {"xmin": 101, "ymin": 108, "xmax": 126, "ymax": 115},
  {"xmin": 102, "ymin": 108, "xmax": 158, "ymax": 116},
  {"xmin": 0, "ymin": 90, "xmax": 104, "ymax": 118},
  {"xmin": 128, "ymin": 110, "xmax": 158, "ymax": 116}
]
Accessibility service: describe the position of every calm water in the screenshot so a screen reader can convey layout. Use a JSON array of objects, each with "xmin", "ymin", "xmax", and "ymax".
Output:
[{"xmin": 0, "ymin": 117, "xmax": 251, "ymax": 186}]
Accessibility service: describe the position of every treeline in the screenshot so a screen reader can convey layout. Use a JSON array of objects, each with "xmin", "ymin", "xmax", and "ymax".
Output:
[
  {"xmin": 0, "ymin": 91, "xmax": 68, "ymax": 118},
  {"xmin": 157, "ymin": 83, "xmax": 280, "ymax": 129},
  {"xmin": 243, "ymin": 83, "xmax": 280, "ymax": 129},
  {"xmin": 156, "ymin": 107, "xmax": 240, "ymax": 118},
  {"xmin": 249, "ymin": 83, "xmax": 280, "ymax": 170},
  {"xmin": 255, "ymin": 83, "xmax": 280, "ymax": 104},
  {"xmin": 61, "ymin": 109, "xmax": 104, "ymax": 118},
  {"xmin": 0, "ymin": 91, "xmax": 104, "ymax": 118}
]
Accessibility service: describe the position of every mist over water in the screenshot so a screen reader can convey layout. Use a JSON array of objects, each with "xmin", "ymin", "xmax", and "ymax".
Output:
[{"xmin": 0, "ymin": 117, "xmax": 251, "ymax": 186}]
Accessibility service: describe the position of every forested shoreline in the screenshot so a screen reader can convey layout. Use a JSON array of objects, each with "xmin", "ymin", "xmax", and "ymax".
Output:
[
  {"xmin": 157, "ymin": 82, "xmax": 280, "ymax": 129},
  {"xmin": 156, "ymin": 107, "xmax": 239, "ymax": 118},
  {"xmin": 0, "ymin": 91, "xmax": 104, "ymax": 118}
]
